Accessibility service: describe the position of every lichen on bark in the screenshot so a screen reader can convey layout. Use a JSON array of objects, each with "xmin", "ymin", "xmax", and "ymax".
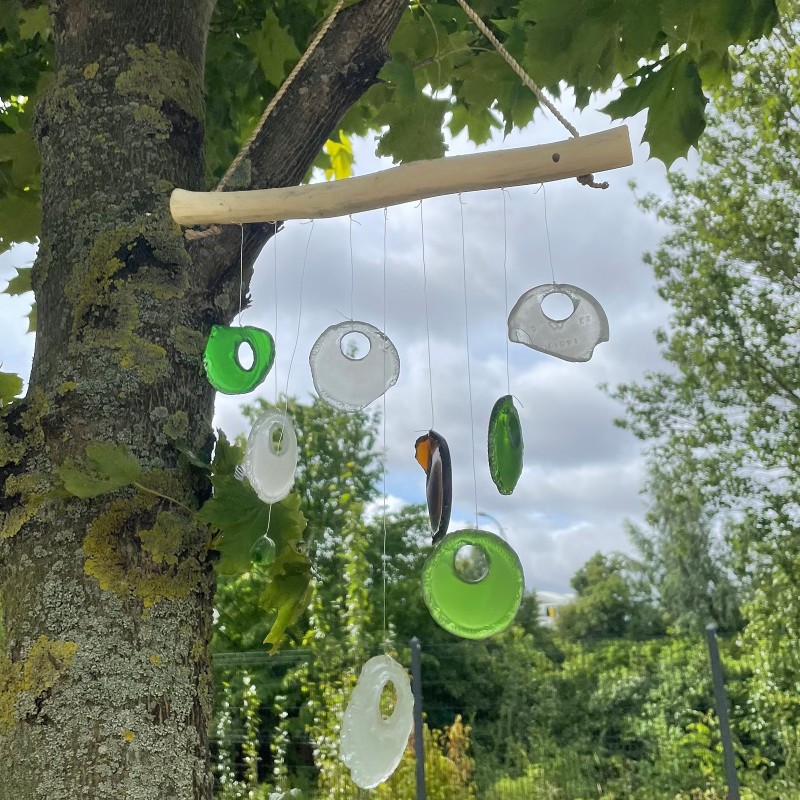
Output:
[{"xmin": 0, "ymin": 635, "xmax": 79, "ymax": 734}]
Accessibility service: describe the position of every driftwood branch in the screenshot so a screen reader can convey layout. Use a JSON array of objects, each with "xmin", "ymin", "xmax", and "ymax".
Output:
[{"xmin": 173, "ymin": 127, "xmax": 632, "ymax": 225}]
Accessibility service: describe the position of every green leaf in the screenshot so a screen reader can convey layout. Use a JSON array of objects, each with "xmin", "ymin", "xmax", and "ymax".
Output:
[
  {"xmin": 0, "ymin": 130, "xmax": 39, "ymax": 189},
  {"xmin": 197, "ymin": 476, "xmax": 307, "ymax": 576},
  {"xmin": 0, "ymin": 370, "xmax": 23, "ymax": 406},
  {"xmin": 173, "ymin": 440, "xmax": 211, "ymax": 470},
  {"xmin": 211, "ymin": 429, "xmax": 241, "ymax": 476},
  {"xmin": 323, "ymin": 131, "xmax": 354, "ymax": 181},
  {"xmin": 375, "ymin": 91, "xmax": 449, "ymax": 163},
  {"xmin": 60, "ymin": 442, "xmax": 143, "ymax": 498},
  {"xmin": 18, "ymin": 5, "xmax": 49, "ymax": 40},
  {"xmin": 0, "ymin": 191, "xmax": 40, "ymax": 254},
  {"xmin": 0, "ymin": 1, "xmax": 21, "ymax": 38},
  {"xmin": 259, "ymin": 529, "xmax": 313, "ymax": 650},
  {"xmin": 604, "ymin": 52, "xmax": 708, "ymax": 167},
  {"xmin": 262, "ymin": 565, "xmax": 313, "ymax": 652},
  {"xmin": 26, "ymin": 301, "xmax": 36, "ymax": 333},
  {"xmin": 240, "ymin": 9, "xmax": 300, "ymax": 87},
  {"xmin": 379, "ymin": 55, "xmax": 417, "ymax": 106},
  {"xmin": 3, "ymin": 265, "xmax": 31, "ymax": 295},
  {"xmin": 198, "ymin": 462, "xmax": 310, "ymax": 650}
]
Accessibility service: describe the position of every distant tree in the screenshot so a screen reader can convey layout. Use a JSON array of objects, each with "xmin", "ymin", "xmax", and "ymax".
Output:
[
  {"xmin": 612, "ymin": 10, "xmax": 800, "ymax": 726},
  {"xmin": 557, "ymin": 552, "xmax": 663, "ymax": 642},
  {"xmin": 626, "ymin": 461, "xmax": 742, "ymax": 635}
]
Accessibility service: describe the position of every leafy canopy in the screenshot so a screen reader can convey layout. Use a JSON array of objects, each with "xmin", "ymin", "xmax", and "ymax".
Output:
[{"xmin": 0, "ymin": 0, "xmax": 783, "ymax": 258}]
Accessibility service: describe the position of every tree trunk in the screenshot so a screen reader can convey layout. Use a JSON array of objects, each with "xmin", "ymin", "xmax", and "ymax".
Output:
[
  {"xmin": 0, "ymin": 1, "xmax": 219, "ymax": 797},
  {"xmin": 0, "ymin": 0, "xmax": 406, "ymax": 796}
]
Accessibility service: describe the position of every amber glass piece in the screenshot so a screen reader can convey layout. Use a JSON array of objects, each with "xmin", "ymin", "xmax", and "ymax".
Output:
[
  {"xmin": 488, "ymin": 395, "xmax": 523, "ymax": 495},
  {"xmin": 414, "ymin": 430, "xmax": 452, "ymax": 543},
  {"xmin": 203, "ymin": 325, "xmax": 275, "ymax": 394}
]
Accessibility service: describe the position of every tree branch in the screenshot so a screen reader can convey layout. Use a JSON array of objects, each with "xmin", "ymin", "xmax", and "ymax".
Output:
[{"xmin": 191, "ymin": 0, "xmax": 408, "ymax": 310}]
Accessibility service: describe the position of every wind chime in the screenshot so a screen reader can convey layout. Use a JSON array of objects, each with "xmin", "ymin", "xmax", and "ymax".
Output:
[{"xmin": 172, "ymin": 0, "xmax": 632, "ymax": 788}]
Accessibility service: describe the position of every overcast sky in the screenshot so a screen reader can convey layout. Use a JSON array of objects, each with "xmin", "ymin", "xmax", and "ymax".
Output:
[{"xmin": 0, "ymin": 97, "xmax": 686, "ymax": 595}]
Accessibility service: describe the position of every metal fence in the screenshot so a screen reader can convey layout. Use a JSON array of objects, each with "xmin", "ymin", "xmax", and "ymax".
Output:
[{"xmin": 210, "ymin": 628, "xmax": 747, "ymax": 800}]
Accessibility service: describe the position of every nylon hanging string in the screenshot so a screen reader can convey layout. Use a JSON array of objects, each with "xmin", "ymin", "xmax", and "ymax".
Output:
[
  {"xmin": 453, "ymin": 0, "xmax": 608, "ymax": 190},
  {"xmin": 381, "ymin": 208, "xmax": 390, "ymax": 651},
  {"xmin": 459, "ymin": 195, "xmax": 480, "ymax": 529}
]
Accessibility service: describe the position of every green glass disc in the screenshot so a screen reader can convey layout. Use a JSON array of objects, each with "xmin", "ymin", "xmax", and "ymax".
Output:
[
  {"xmin": 422, "ymin": 529, "xmax": 524, "ymax": 639},
  {"xmin": 203, "ymin": 325, "xmax": 275, "ymax": 395},
  {"xmin": 488, "ymin": 395, "xmax": 523, "ymax": 495}
]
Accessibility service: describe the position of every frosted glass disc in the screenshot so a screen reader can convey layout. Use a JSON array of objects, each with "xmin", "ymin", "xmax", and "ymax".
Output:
[
  {"xmin": 508, "ymin": 283, "xmax": 609, "ymax": 362},
  {"xmin": 309, "ymin": 321, "xmax": 400, "ymax": 412},
  {"xmin": 242, "ymin": 411, "xmax": 298, "ymax": 504},
  {"xmin": 340, "ymin": 654, "xmax": 413, "ymax": 789},
  {"xmin": 422, "ymin": 529, "xmax": 524, "ymax": 639}
]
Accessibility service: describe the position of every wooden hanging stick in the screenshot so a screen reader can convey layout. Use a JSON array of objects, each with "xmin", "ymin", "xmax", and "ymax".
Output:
[{"xmin": 171, "ymin": 126, "xmax": 632, "ymax": 226}]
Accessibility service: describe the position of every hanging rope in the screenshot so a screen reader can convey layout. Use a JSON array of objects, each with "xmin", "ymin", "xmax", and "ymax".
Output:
[
  {"xmin": 452, "ymin": 0, "xmax": 608, "ymax": 190},
  {"xmin": 185, "ymin": 0, "xmax": 608, "ymax": 240},
  {"xmin": 220, "ymin": 0, "xmax": 345, "ymax": 191},
  {"xmin": 185, "ymin": 0, "xmax": 346, "ymax": 241}
]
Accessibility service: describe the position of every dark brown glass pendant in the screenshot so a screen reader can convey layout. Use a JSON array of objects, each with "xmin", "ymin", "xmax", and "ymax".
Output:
[{"xmin": 414, "ymin": 430, "xmax": 452, "ymax": 544}]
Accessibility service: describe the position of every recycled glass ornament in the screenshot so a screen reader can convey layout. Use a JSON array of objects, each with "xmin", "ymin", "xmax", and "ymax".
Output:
[
  {"xmin": 488, "ymin": 395, "xmax": 523, "ymax": 495},
  {"xmin": 414, "ymin": 430, "xmax": 452, "ymax": 544},
  {"xmin": 422, "ymin": 529, "xmax": 524, "ymax": 639},
  {"xmin": 242, "ymin": 410, "xmax": 298, "ymax": 504},
  {"xmin": 203, "ymin": 325, "xmax": 275, "ymax": 394},
  {"xmin": 508, "ymin": 283, "xmax": 609, "ymax": 363},
  {"xmin": 309, "ymin": 321, "xmax": 400, "ymax": 412},
  {"xmin": 250, "ymin": 534, "xmax": 276, "ymax": 566},
  {"xmin": 340, "ymin": 654, "xmax": 414, "ymax": 789}
]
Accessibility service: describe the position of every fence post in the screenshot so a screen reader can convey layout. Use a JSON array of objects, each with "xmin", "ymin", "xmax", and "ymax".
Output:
[
  {"xmin": 704, "ymin": 623, "xmax": 741, "ymax": 800},
  {"xmin": 410, "ymin": 636, "xmax": 427, "ymax": 800}
]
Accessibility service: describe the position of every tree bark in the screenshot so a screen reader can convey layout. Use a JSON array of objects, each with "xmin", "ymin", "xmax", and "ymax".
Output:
[{"xmin": 0, "ymin": 0, "xmax": 406, "ymax": 797}]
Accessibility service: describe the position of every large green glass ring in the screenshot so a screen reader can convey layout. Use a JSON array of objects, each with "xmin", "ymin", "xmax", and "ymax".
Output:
[
  {"xmin": 422, "ymin": 529, "xmax": 524, "ymax": 639},
  {"xmin": 203, "ymin": 325, "xmax": 275, "ymax": 395}
]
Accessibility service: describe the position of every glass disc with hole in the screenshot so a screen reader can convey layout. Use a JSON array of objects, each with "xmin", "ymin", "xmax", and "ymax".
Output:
[
  {"xmin": 203, "ymin": 325, "xmax": 275, "ymax": 394},
  {"xmin": 309, "ymin": 321, "xmax": 400, "ymax": 412},
  {"xmin": 422, "ymin": 529, "xmax": 524, "ymax": 639},
  {"xmin": 488, "ymin": 395, "xmax": 523, "ymax": 495},
  {"xmin": 339, "ymin": 654, "xmax": 413, "ymax": 789},
  {"xmin": 507, "ymin": 283, "xmax": 609, "ymax": 363},
  {"xmin": 242, "ymin": 410, "xmax": 298, "ymax": 504}
]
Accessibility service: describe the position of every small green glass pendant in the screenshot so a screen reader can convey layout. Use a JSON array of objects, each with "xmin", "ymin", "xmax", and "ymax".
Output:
[
  {"xmin": 250, "ymin": 534, "xmax": 276, "ymax": 566},
  {"xmin": 203, "ymin": 325, "xmax": 275, "ymax": 395},
  {"xmin": 422, "ymin": 529, "xmax": 524, "ymax": 640},
  {"xmin": 488, "ymin": 395, "xmax": 523, "ymax": 495}
]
